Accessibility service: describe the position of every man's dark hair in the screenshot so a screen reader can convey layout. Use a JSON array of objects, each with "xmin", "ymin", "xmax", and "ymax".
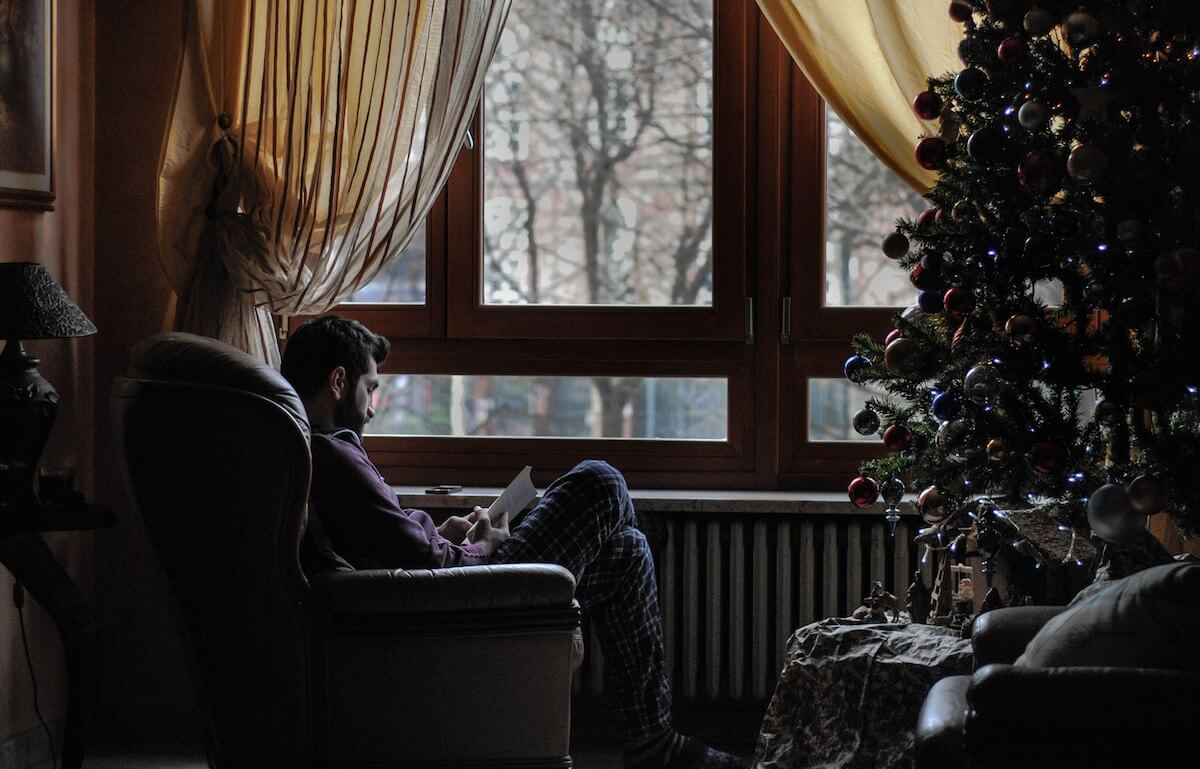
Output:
[{"xmin": 280, "ymin": 315, "xmax": 390, "ymax": 400}]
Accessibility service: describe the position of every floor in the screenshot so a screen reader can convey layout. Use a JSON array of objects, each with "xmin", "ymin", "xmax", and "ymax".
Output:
[{"xmin": 84, "ymin": 742, "xmax": 625, "ymax": 768}]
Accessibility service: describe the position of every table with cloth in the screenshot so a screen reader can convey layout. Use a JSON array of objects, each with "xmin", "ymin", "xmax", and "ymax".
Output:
[{"xmin": 755, "ymin": 619, "xmax": 973, "ymax": 769}]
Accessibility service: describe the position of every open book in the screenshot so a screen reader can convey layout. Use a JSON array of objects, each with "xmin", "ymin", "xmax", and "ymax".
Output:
[{"xmin": 464, "ymin": 465, "xmax": 536, "ymax": 544}]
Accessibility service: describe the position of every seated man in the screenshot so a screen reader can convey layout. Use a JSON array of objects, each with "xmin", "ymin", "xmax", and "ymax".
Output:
[{"xmin": 281, "ymin": 315, "xmax": 747, "ymax": 769}]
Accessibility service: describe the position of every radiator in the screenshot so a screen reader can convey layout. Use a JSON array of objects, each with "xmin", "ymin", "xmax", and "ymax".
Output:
[{"xmin": 574, "ymin": 513, "xmax": 934, "ymax": 702}]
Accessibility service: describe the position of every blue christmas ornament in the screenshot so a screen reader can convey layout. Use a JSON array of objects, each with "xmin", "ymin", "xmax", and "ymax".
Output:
[
  {"xmin": 931, "ymin": 391, "xmax": 962, "ymax": 421},
  {"xmin": 954, "ymin": 67, "xmax": 988, "ymax": 100},
  {"xmin": 918, "ymin": 290, "xmax": 945, "ymax": 313},
  {"xmin": 844, "ymin": 354, "xmax": 872, "ymax": 382}
]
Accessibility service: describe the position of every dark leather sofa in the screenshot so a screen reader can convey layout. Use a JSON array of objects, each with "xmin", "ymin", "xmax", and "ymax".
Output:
[
  {"xmin": 915, "ymin": 562, "xmax": 1200, "ymax": 769},
  {"xmin": 112, "ymin": 332, "xmax": 581, "ymax": 768}
]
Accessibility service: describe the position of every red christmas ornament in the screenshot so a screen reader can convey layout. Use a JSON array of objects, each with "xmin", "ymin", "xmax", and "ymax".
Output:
[
  {"xmin": 1004, "ymin": 313, "xmax": 1040, "ymax": 344},
  {"xmin": 948, "ymin": 1, "xmax": 972, "ymax": 23},
  {"xmin": 883, "ymin": 424, "xmax": 913, "ymax": 451},
  {"xmin": 848, "ymin": 474, "xmax": 880, "ymax": 508},
  {"xmin": 912, "ymin": 90, "xmax": 943, "ymax": 120},
  {"xmin": 943, "ymin": 287, "xmax": 975, "ymax": 318},
  {"xmin": 1128, "ymin": 475, "xmax": 1167, "ymax": 515},
  {"xmin": 910, "ymin": 261, "xmax": 943, "ymax": 291},
  {"xmin": 916, "ymin": 208, "xmax": 939, "ymax": 229},
  {"xmin": 1067, "ymin": 144, "xmax": 1108, "ymax": 182},
  {"xmin": 1029, "ymin": 438, "xmax": 1068, "ymax": 475},
  {"xmin": 915, "ymin": 137, "xmax": 948, "ymax": 170},
  {"xmin": 1019, "ymin": 150, "xmax": 1063, "ymax": 195},
  {"xmin": 885, "ymin": 328, "xmax": 903, "ymax": 346},
  {"xmin": 997, "ymin": 36, "xmax": 1027, "ymax": 64}
]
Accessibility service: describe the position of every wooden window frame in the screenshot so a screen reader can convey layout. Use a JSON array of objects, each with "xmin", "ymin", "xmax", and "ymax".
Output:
[{"xmin": 323, "ymin": 1, "xmax": 902, "ymax": 491}]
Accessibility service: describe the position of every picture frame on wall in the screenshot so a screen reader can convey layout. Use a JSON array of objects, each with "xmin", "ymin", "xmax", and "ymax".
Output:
[{"xmin": 0, "ymin": 0, "xmax": 54, "ymax": 210}]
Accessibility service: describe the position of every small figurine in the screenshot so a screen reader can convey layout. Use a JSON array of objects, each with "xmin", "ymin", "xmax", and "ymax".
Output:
[
  {"xmin": 851, "ymin": 580, "xmax": 900, "ymax": 622},
  {"xmin": 906, "ymin": 570, "xmax": 931, "ymax": 624},
  {"xmin": 953, "ymin": 576, "xmax": 975, "ymax": 615}
]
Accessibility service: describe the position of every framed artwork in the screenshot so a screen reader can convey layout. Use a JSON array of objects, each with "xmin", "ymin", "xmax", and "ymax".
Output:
[{"xmin": 0, "ymin": 0, "xmax": 53, "ymax": 209}]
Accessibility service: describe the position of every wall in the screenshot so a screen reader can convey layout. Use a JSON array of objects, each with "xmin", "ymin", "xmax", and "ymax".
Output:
[
  {"xmin": 0, "ymin": 0, "xmax": 96, "ymax": 754},
  {"xmin": 92, "ymin": 0, "xmax": 195, "ymax": 740}
]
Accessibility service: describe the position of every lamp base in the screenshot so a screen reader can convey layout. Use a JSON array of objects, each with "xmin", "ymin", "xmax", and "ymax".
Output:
[{"xmin": 0, "ymin": 339, "xmax": 59, "ymax": 506}]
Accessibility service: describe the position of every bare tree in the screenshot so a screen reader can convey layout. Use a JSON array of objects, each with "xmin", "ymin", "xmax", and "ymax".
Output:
[{"xmin": 483, "ymin": 0, "xmax": 714, "ymax": 436}]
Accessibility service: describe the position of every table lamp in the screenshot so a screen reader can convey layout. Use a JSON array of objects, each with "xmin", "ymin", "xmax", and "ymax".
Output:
[{"xmin": 0, "ymin": 262, "xmax": 97, "ymax": 506}]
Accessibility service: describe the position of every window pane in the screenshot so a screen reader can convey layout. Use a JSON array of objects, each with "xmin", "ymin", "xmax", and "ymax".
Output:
[
  {"xmin": 824, "ymin": 110, "xmax": 924, "ymax": 307},
  {"xmin": 344, "ymin": 223, "xmax": 426, "ymax": 303},
  {"xmin": 368, "ymin": 374, "xmax": 726, "ymax": 440},
  {"xmin": 808, "ymin": 378, "xmax": 892, "ymax": 442},
  {"xmin": 482, "ymin": 0, "xmax": 713, "ymax": 307}
]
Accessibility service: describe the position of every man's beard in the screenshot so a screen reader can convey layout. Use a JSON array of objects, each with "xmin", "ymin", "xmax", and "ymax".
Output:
[{"xmin": 334, "ymin": 396, "xmax": 366, "ymax": 437}]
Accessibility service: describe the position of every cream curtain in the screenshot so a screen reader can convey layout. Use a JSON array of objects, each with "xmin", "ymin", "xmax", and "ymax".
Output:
[
  {"xmin": 158, "ymin": 0, "xmax": 510, "ymax": 365},
  {"xmin": 756, "ymin": 0, "xmax": 962, "ymax": 192}
]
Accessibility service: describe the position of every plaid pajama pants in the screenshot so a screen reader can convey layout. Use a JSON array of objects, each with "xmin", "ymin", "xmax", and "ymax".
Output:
[{"xmin": 491, "ymin": 459, "xmax": 672, "ymax": 745}]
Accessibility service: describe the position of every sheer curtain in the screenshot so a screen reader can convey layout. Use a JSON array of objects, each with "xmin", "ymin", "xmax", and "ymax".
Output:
[
  {"xmin": 158, "ymin": 0, "xmax": 510, "ymax": 364},
  {"xmin": 756, "ymin": 0, "xmax": 962, "ymax": 192}
]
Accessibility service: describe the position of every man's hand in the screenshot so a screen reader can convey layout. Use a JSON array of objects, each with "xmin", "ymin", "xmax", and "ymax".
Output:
[
  {"xmin": 437, "ymin": 515, "xmax": 474, "ymax": 544},
  {"xmin": 468, "ymin": 506, "xmax": 510, "ymax": 556}
]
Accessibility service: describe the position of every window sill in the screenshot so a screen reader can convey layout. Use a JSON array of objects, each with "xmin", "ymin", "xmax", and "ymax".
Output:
[{"xmin": 393, "ymin": 486, "xmax": 909, "ymax": 516}]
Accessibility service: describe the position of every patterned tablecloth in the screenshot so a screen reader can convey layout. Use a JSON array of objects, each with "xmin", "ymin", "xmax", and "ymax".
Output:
[{"xmin": 754, "ymin": 620, "xmax": 973, "ymax": 769}]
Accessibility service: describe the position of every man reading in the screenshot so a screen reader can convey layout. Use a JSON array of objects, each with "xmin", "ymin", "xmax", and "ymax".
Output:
[{"xmin": 281, "ymin": 315, "xmax": 747, "ymax": 769}]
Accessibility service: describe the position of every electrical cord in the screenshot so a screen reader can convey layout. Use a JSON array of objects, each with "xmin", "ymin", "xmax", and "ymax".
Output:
[{"xmin": 14, "ymin": 581, "xmax": 57, "ymax": 769}]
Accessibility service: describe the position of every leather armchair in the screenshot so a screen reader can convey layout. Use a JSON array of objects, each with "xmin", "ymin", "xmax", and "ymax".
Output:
[
  {"xmin": 112, "ymin": 332, "xmax": 581, "ymax": 769},
  {"xmin": 916, "ymin": 592, "xmax": 1200, "ymax": 769}
]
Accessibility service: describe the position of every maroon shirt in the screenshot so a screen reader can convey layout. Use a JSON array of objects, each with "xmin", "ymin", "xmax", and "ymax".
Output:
[{"xmin": 309, "ymin": 428, "xmax": 488, "ymax": 569}]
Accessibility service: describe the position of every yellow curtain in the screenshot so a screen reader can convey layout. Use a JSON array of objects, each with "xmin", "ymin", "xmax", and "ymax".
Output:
[
  {"xmin": 158, "ymin": 0, "xmax": 511, "ymax": 365},
  {"xmin": 756, "ymin": 0, "xmax": 963, "ymax": 193}
]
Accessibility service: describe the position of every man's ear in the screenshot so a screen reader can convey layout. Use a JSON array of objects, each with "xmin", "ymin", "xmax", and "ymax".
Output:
[{"xmin": 328, "ymin": 366, "xmax": 348, "ymax": 400}]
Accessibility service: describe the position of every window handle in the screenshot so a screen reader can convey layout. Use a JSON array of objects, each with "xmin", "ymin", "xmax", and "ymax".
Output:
[
  {"xmin": 744, "ymin": 298, "xmax": 754, "ymax": 345},
  {"xmin": 464, "ymin": 128, "xmax": 475, "ymax": 151},
  {"xmin": 781, "ymin": 297, "xmax": 792, "ymax": 345}
]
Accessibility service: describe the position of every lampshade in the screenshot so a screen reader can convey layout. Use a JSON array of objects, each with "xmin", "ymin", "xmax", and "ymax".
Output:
[
  {"xmin": 1, "ymin": 262, "xmax": 96, "ymax": 506},
  {"xmin": 0, "ymin": 262, "xmax": 97, "ymax": 340}
]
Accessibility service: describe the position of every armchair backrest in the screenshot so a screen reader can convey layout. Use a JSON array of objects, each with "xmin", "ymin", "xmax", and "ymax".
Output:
[{"xmin": 112, "ymin": 332, "xmax": 317, "ymax": 768}]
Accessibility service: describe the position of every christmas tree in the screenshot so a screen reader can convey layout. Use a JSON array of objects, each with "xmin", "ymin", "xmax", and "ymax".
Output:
[{"xmin": 843, "ymin": 0, "xmax": 1200, "ymax": 585}]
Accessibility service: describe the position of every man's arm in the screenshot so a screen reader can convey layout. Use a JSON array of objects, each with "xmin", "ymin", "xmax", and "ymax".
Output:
[{"xmin": 310, "ymin": 432, "xmax": 489, "ymax": 569}]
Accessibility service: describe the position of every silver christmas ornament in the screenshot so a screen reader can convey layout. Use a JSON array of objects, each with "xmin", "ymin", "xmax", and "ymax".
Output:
[
  {"xmin": 881, "ymin": 477, "xmax": 905, "ymax": 506},
  {"xmin": 1086, "ymin": 483, "xmax": 1143, "ymax": 544},
  {"xmin": 1018, "ymin": 100, "xmax": 1049, "ymax": 130},
  {"xmin": 852, "ymin": 408, "xmax": 881, "ymax": 435},
  {"xmin": 1023, "ymin": 8, "xmax": 1055, "ymax": 36},
  {"xmin": 1064, "ymin": 12, "xmax": 1101, "ymax": 48},
  {"xmin": 964, "ymin": 364, "xmax": 1002, "ymax": 403}
]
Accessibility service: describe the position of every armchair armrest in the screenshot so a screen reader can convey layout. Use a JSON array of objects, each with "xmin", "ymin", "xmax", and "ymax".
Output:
[
  {"xmin": 969, "ymin": 606, "xmax": 1066, "ymax": 665},
  {"xmin": 967, "ymin": 664, "xmax": 1200, "ymax": 748},
  {"xmin": 311, "ymin": 563, "xmax": 581, "ymax": 765},
  {"xmin": 308, "ymin": 562, "xmax": 575, "ymax": 615}
]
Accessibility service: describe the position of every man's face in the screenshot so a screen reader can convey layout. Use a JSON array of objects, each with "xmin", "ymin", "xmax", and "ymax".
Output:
[{"xmin": 334, "ymin": 357, "xmax": 379, "ymax": 437}]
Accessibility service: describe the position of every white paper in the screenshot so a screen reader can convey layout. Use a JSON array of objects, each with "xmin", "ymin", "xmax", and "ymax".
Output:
[{"xmin": 464, "ymin": 465, "xmax": 536, "ymax": 543}]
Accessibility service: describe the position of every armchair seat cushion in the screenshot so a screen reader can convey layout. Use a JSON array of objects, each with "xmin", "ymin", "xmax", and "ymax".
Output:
[
  {"xmin": 1016, "ymin": 562, "xmax": 1200, "ymax": 671},
  {"xmin": 310, "ymin": 562, "xmax": 577, "ymax": 615}
]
